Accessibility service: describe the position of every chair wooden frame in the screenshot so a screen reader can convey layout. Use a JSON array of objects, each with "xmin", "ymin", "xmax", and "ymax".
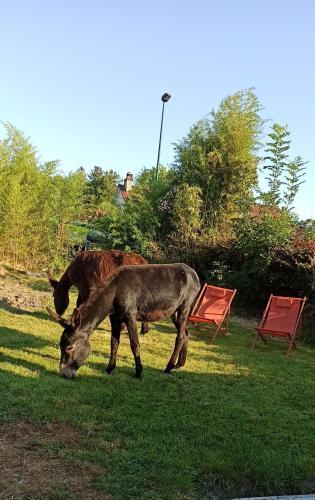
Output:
[
  {"xmin": 252, "ymin": 294, "xmax": 307, "ymax": 356},
  {"xmin": 188, "ymin": 283, "xmax": 237, "ymax": 343}
]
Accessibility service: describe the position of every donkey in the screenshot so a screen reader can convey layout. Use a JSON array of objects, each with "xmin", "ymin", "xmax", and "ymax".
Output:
[
  {"xmin": 47, "ymin": 263, "xmax": 200, "ymax": 379},
  {"xmin": 48, "ymin": 249, "xmax": 149, "ymax": 334}
]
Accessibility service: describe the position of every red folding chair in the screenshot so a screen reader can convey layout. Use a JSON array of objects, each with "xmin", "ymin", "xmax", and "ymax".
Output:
[
  {"xmin": 253, "ymin": 294, "xmax": 306, "ymax": 356},
  {"xmin": 188, "ymin": 284, "xmax": 237, "ymax": 343}
]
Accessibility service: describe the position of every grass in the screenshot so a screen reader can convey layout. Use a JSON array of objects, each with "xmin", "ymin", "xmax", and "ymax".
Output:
[{"xmin": 0, "ymin": 281, "xmax": 314, "ymax": 499}]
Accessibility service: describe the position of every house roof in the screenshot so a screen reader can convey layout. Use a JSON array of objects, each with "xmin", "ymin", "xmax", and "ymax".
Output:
[
  {"xmin": 116, "ymin": 184, "xmax": 130, "ymax": 201},
  {"xmin": 250, "ymin": 203, "xmax": 281, "ymax": 219},
  {"xmin": 121, "ymin": 190, "xmax": 129, "ymax": 200}
]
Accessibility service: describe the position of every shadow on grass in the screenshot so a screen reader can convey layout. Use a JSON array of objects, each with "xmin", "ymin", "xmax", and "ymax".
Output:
[
  {"xmin": 23, "ymin": 348, "xmax": 59, "ymax": 361},
  {"xmin": 0, "ymin": 303, "xmax": 54, "ymax": 322},
  {"xmin": 0, "ymin": 351, "xmax": 59, "ymax": 377},
  {"xmin": 0, "ymin": 326, "xmax": 56, "ymax": 349}
]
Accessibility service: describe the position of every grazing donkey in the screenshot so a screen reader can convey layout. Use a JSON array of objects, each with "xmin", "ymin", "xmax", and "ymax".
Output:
[
  {"xmin": 47, "ymin": 263, "xmax": 200, "ymax": 379},
  {"xmin": 48, "ymin": 249, "xmax": 149, "ymax": 334}
]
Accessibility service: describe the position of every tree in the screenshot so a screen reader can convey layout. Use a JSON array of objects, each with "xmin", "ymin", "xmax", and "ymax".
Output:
[
  {"xmin": 92, "ymin": 165, "xmax": 174, "ymax": 260},
  {"xmin": 283, "ymin": 156, "xmax": 307, "ymax": 210},
  {"xmin": 84, "ymin": 166, "xmax": 120, "ymax": 215},
  {"xmin": 0, "ymin": 123, "xmax": 40, "ymax": 266},
  {"xmin": 169, "ymin": 184, "xmax": 203, "ymax": 265},
  {"xmin": 261, "ymin": 123, "xmax": 290, "ymax": 206},
  {"xmin": 298, "ymin": 219, "xmax": 315, "ymax": 241},
  {"xmin": 0, "ymin": 123, "xmax": 89, "ymax": 270},
  {"xmin": 173, "ymin": 89, "xmax": 264, "ymax": 230},
  {"xmin": 231, "ymin": 208, "xmax": 295, "ymax": 308}
]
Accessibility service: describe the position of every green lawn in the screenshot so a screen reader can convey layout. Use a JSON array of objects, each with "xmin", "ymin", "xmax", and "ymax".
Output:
[{"xmin": 0, "ymin": 284, "xmax": 314, "ymax": 499}]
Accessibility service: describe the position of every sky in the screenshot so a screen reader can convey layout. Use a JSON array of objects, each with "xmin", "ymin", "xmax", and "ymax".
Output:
[{"xmin": 1, "ymin": 0, "xmax": 314, "ymax": 219}]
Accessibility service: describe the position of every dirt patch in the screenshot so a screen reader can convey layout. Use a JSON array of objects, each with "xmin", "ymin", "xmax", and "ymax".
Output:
[
  {"xmin": 0, "ymin": 420, "xmax": 109, "ymax": 499},
  {"xmin": 0, "ymin": 279, "xmax": 50, "ymax": 311}
]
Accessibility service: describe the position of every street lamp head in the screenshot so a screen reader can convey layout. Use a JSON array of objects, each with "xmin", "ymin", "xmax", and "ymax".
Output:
[{"xmin": 161, "ymin": 92, "xmax": 171, "ymax": 103}]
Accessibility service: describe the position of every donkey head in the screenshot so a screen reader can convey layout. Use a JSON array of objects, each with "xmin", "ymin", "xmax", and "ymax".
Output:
[
  {"xmin": 47, "ymin": 307, "xmax": 91, "ymax": 379},
  {"xmin": 48, "ymin": 274, "xmax": 70, "ymax": 316}
]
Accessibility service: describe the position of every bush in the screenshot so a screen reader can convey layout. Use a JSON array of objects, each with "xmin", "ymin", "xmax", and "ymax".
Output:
[{"xmin": 192, "ymin": 229, "xmax": 315, "ymax": 344}]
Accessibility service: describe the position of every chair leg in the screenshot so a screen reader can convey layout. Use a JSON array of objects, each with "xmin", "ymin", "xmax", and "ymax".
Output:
[
  {"xmin": 252, "ymin": 332, "xmax": 259, "ymax": 350},
  {"xmin": 211, "ymin": 325, "xmax": 222, "ymax": 343},
  {"xmin": 252, "ymin": 332, "xmax": 267, "ymax": 350},
  {"xmin": 225, "ymin": 308, "xmax": 231, "ymax": 334},
  {"xmin": 189, "ymin": 321, "xmax": 198, "ymax": 330},
  {"xmin": 286, "ymin": 335, "xmax": 296, "ymax": 356}
]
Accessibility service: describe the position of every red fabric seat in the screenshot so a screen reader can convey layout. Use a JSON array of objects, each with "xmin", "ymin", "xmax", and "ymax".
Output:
[
  {"xmin": 253, "ymin": 294, "xmax": 306, "ymax": 356},
  {"xmin": 188, "ymin": 284, "xmax": 237, "ymax": 343}
]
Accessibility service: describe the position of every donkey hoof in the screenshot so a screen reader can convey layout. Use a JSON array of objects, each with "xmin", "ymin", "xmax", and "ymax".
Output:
[
  {"xmin": 164, "ymin": 363, "xmax": 174, "ymax": 373},
  {"xmin": 106, "ymin": 365, "xmax": 115, "ymax": 375},
  {"xmin": 135, "ymin": 370, "xmax": 142, "ymax": 379},
  {"xmin": 175, "ymin": 363, "xmax": 183, "ymax": 369}
]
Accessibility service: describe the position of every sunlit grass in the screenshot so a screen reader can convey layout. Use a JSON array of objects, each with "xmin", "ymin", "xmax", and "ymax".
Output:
[{"xmin": 0, "ymin": 288, "xmax": 314, "ymax": 498}]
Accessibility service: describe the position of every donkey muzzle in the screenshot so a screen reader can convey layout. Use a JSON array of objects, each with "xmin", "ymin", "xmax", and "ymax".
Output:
[{"xmin": 60, "ymin": 365, "xmax": 76, "ymax": 379}]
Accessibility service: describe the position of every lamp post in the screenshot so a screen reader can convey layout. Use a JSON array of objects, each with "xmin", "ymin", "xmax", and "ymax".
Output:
[{"xmin": 155, "ymin": 92, "xmax": 171, "ymax": 181}]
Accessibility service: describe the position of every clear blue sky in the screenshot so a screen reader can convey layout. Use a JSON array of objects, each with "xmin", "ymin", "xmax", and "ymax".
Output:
[{"xmin": 1, "ymin": 0, "xmax": 314, "ymax": 219}]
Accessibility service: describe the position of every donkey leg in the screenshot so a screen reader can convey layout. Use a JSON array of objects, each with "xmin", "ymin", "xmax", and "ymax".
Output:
[
  {"xmin": 125, "ymin": 316, "xmax": 143, "ymax": 378},
  {"xmin": 106, "ymin": 315, "xmax": 121, "ymax": 374},
  {"xmin": 171, "ymin": 312, "xmax": 189, "ymax": 368},
  {"xmin": 171, "ymin": 313, "xmax": 179, "ymax": 330},
  {"xmin": 165, "ymin": 308, "xmax": 189, "ymax": 373},
  {"xmin": 176, "ymin": 328, "xmax": 190, "ymax": 368},
  {"xmin": 140, "ymin": 322, "xmax": 149, "ymax": 335},
  {"xmin": 76, "ymin": 293, "xmax": 82, "ymax": 308}
]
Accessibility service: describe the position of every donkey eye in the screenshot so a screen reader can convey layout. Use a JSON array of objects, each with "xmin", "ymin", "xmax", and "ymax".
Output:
[{"xmin": 66, "ymin": 345, "xmax": 76, "ymax": 354}]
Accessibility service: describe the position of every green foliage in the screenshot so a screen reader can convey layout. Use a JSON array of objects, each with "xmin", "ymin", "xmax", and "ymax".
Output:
[
  {"xmin": 235, "ymin": 209, "xmax": 293, "ymax": 268},
  {"xmin": 93, "ymin": 165, "xmax": 174, "ymax": 259},
  {"xmin": 283, "ymin": 156, "xmax": 307, "ymax": 210},
  {"xmin": 169, "ymin": 184, "xmax": 203, "ymax": 265},
  {"xmin": 298, "ymin": 219, "xmax": 315, "ymax": 241},
  {"xmin": 84, "ymin": 166, "xmax": 120, "ymax": 215},
  {"xmin": 262, "ymin": 123, "xmax": 291, "ymax": 206},
  {"xmin": 173, "ymin": 89, "xmax": 263, "ymax": 227},
  {"xmin": 0, "ymin": 124, "xmax": 86, "ymax": 271},
  {"xmin": 260, "ymin": 125, "xmax": 306, "ymax": 211},
  {"xmin": 228, "ymin": 210, "xmax": 294, "ymax": 308}
]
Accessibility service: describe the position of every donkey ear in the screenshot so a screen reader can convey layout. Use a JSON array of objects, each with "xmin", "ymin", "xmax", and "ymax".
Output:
[
  {"xmin": 46, "ymin": 307, "xmax": 69, "ymax": 328},
  {"xmin": 48, "ymin": 273, "xmax": 59, "ymax": 290},
  {"xmin": 71, "ymin": 308, "xmax": 81, "ymax": 329}
]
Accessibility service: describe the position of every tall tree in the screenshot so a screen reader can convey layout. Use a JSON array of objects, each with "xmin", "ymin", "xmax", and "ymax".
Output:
[
  {"xmin": 173, "ymin": 89, "xmax": 264, "ymax": 230},
  {"xmin": 283, "ymin": 156, "xmax": 307, "ymax": 210},
  {"xmin": 0, "ymin": 123, "xmax": 88, "ymax": 270},
  {"xmin": 84, "ymin": 166, "xmax": 120, "ymax": 214},
  {"xmin": 170, "ymin": 184, "xmax": 203, "ymax": 265},
  {"xmin": 262, "ymin": 123, "xmax": 290, "ymax": 206}
]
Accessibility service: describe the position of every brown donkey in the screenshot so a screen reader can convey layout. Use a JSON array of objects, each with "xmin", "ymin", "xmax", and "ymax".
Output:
[{"xmin": 48, "ymin": 249, "xmax": 149, "ymax": 334}]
